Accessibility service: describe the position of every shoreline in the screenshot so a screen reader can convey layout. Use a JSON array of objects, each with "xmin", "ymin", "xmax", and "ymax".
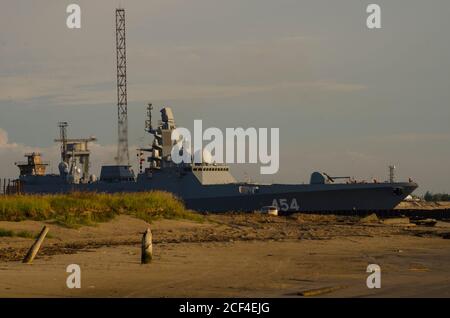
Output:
[
  {"xmin": 0, "ymin": 213, "xmax": 450, "ymax": 297},
  {"xmin": 1, "ymin": 237, "xmax": 450, "ymax": 297}
]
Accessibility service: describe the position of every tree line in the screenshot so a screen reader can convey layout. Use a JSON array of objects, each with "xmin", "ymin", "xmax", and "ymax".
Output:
[{"xmin": 424, "ymin": 191, "xmax": 450, "ymax": 202}]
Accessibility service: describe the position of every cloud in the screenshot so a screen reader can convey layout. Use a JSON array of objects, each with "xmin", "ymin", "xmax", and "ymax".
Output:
[
  {"xmin": 0, "ymin": 128, "xmax": 44, "ymax": 178},
  {"xmin": 0, "ymin": 11, "xmax": 364, "ymax": 106},
  {"xmin": 0, "ymin": 75, "xmax": 366, "ymax": 106},
  {"xmin": 368, "ymin": 132, "xmax": 450, "ymax": 144}
]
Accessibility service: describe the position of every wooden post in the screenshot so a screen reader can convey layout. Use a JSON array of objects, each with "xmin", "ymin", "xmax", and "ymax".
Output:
[
  {"xmin": 141, "ymin": 228, "xmax": 153, "ymax": 264},
  {"xmin": 22, "ymin": 226, "xmax": 49, "ymax": 264}
]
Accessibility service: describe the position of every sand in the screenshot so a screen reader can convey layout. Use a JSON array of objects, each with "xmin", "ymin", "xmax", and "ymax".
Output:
[{"xmin": 1, "ymin": 214, "xmax": 450, "ymax": 297}]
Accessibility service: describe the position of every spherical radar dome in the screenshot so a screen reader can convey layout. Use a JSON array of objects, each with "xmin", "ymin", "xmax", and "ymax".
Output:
[{"xmin": 193, "ymin": 149, "xmax": 213, "ymax": 164}]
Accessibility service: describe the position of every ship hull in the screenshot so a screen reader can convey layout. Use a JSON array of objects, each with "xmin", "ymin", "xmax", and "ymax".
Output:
[
  {"xmin": 17, "ymin": 176, "xmax": 418, "ymax": 213},
  {"xmin": 184, "ymin": 183, "xmax": 418, "ymax": 212}
]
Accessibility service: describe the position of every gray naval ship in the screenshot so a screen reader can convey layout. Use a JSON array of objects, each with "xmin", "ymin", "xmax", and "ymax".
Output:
[{"xmin": 13, "ymin": 106, "xmax": 418, "ymax": 213}]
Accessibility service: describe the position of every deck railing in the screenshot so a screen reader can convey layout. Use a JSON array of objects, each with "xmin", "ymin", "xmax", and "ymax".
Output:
[{"xmin": 0, "ymin": 178, "xmax": 23, "ymax": 195}]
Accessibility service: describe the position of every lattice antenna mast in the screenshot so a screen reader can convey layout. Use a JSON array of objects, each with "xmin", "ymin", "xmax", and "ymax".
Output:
[
  {"xmin": 115, "ymin": 8, "xmax": 129, "ymax": 165},
  {"xmin": 58, "ymin": 122, "xmax": 68, "ymax": 163}
]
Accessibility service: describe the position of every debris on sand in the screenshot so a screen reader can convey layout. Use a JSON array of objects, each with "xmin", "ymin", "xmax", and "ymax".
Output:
[
  {"xmin": 297, "ymin": 285, "xmax": 348, "ymax": 297},
  {"xmin": 410, "ymin": 219, "xmax": 437, "ymax": 227},
  {"xmin": 360, "ymin": 213, "xmax": 379, "ymax": 223},
  {"xmin": 383, "ymin": 217, "xmax": 415, "ymax": 227}
]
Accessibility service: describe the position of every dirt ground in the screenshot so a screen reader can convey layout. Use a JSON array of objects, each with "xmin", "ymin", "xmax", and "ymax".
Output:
[
  {"xmin": 397, "ymin": 201, "xmax": 450, "ymax": 210},
  {"xmin": 1, "ymin": 213, "xmax": 450, "ymax": 297}
]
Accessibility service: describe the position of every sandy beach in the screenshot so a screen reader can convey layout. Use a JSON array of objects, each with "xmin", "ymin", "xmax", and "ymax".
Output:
[{"xmin": 1, "ymin": 213, "xmax": 450, "ymax": 297}]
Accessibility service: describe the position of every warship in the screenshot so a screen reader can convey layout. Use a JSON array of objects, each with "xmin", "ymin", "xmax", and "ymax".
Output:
[
  {"xmin": 5, "ymin": 9, "xmax": 418, "ymax": 212},
  {"xmin": 10, "ymin": 106, "xmax": 418, "ymax": 213}
]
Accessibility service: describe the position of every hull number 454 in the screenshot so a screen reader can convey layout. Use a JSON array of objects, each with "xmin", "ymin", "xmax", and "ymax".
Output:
[{"xmin": 271, "ymin": 198, "xmax": 299, "ymax": 211}]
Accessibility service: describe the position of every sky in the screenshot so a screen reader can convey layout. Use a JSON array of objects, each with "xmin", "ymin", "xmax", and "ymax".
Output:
[{"xmin": 0, "ymin": 0, "xmax": 449, "ymax": 194}]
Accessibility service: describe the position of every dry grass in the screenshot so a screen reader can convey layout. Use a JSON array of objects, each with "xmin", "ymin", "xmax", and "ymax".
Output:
[
  {"xmin": 0, "ymin": 228, "xmax": 54, "ymax": 239},
  {"xmin": 0, "ymin": 191, "xmax": 202, "ymax": 228}
]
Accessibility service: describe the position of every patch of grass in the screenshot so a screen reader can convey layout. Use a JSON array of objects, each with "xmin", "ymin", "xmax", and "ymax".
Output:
[
  {"xmin": 15, "ymin": 230, "xmax": 36, "ymax": 238},
  {"xmin": 0, "ymin": 228, "xmax": 14, "ymax": 237},
  {"xmin": 0, "ymin": 228, "xmax": 54, "ymax": 239},
  {"xmin": 0, "ymin": 191, "xmax": 202, "ymax": 228}
]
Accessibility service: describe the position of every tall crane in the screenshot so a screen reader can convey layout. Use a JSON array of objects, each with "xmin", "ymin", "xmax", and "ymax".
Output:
[{"xmin": 115, "ymin": 8, "xmax": 129, "ymax": 165}]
